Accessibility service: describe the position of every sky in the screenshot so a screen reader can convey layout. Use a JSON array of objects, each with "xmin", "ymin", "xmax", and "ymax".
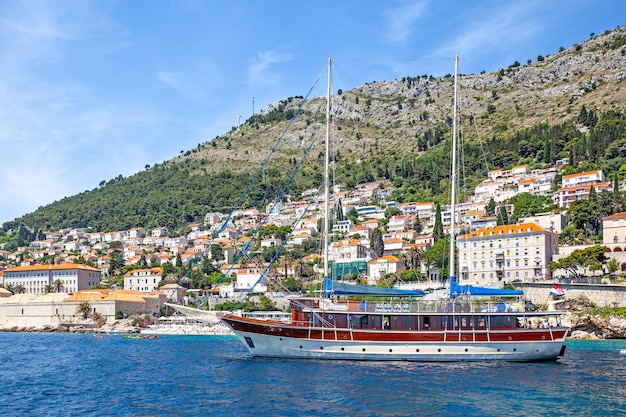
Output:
[{"xmin": 0, "ymin": 0, "xmax": 624, "ymax": 226}]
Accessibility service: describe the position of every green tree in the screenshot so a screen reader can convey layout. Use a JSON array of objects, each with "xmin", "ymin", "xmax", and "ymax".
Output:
[
  {"xmin": 76, "ymin": 301, "xmax": 91, "ymax": 319},
  {"xmin": 423, "ymin": 238, "xmax": 449, "ymax": 282},
  {"xmin": 485, "ymin": 198, "xmax": 496, "ymax": 216},
  {"xmin": 433, "ymin": 203, "xmax": 444, "ymax": 242},
  {"xmin": 347, "ymin": 207, "xmax": 358, "ymax": 223},
  {"xmin": 370, "ymin": 228, "xmax": 384, "ymax": 258},
  {"xmin": 508, "ymin": 193, "xmax": 555, "ymax": 222},
  {"xmin": 548, "ymin": 245, "xmax": 609, "ymax": 279},
  {"xmin": 384, "ymin": 206, "xmax": 401, "ymax": 219},
  {"xmin": 52, "ymin": 279, "xmax": 64, "ymax": 293},
  {"xmin": 496, "ymin": 205, "xmax": 509, "ymax": 226},
  {"xmin": 108, "ymin": 252, "xmax": 125, "ymax": 276},
  {"xmin": 210, "ymin": 244, "xmax": 225, "ymax": 262}
]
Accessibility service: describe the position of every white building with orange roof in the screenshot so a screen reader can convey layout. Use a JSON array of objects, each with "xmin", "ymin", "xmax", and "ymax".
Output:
[
  {"xmin": 383, "ymin": 238, "xmax": 409, "ymax": 256},
  {"xmin": 383, "ymin": 230, "xmax": 414, "ymax": 241},
  {"xmin": 287, "ymin": 233, "xmax": 314, "ymax": 246},
  {"xmin": 232, "ymin": 266, "xmax": 268, "ymax": 292},
  {"xmin": 458, "ymin": 223, "xmax": 558, "ymax": 285},
  {"xmin": 367, "ymin": 255, "xmax": 402, "ymax": 284},
  {"xmin": 361, "ymin": 219, "xmax": 383, "ymax": 230},
  {"xmin": 3, "ymin": 263, "xmax": 101, "ymax": 295},
  {"xmin": 553, "ymin": 182, "xmax": 611, "ymax": 208},
  {"xmin": 602, "ymin": 211, "xmax": 626, "ymax": 246},
  {"xmin": 124, "ymin": 267, "xmax": 164, "ymax": 293},
  {"xmin": 348, "ymin": 225, "xmax": 371, "ymax": 239},
  {"xmin": 329, "ymin": 239, "xmax": 367, "ymax": 262},
  {"xmin": 387, "ymin": 214, "xmax": 415, "ymax": 233}
]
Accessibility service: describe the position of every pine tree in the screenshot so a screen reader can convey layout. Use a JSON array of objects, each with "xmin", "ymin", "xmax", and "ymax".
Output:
[
  {"xmin": 433, "ymin": 203, "xmax": 444, "ymax": 242},
  {"xmin": 497, "ymin": 206, "xmax": 509, "ymax": 226},
  {"xmin": 370, "ymin": 228, "xmax": 384, "ymax": 258}
]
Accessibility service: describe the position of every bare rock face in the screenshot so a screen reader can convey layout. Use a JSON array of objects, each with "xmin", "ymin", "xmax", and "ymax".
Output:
[{"xmin": 562, "ymin": 298, "xmax": 626, "ymax": 339}]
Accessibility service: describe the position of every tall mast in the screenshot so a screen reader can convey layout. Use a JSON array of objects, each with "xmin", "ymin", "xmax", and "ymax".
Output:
[
  {"xmin": 449, "ymin": 55, "xmax": 458, "ymax": 281},
  {"xmin": 323, "ymin": 58, "xmax": 331, "ymax": 281}
]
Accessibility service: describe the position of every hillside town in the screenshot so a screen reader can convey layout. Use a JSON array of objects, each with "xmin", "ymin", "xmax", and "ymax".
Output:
[{"xmin": 1, "ymin": 159, "xmax": 625, "ymax": 330}]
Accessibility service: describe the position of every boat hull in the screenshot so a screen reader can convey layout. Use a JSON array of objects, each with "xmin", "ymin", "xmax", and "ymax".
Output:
[{"xmin": 221, "ymin": 316, "xmax": 567, "ymax": 362}]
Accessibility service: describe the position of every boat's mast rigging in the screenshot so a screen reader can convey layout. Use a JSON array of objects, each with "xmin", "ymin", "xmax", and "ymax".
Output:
[
  {"xmin": 449, "ymin": 55, "xmax": 458, "ymax": 282},
  {"xmin": 324, "ymin": 58, "xmax": 331, "ymax": 282}
]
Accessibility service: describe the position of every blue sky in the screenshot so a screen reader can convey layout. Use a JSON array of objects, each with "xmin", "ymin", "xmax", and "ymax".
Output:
[{"xmin": 0, "ymin": 0, "xmax": 624, "ymax": 226}]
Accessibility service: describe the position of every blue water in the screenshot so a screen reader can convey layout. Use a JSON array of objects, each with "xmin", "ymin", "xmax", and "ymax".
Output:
[{"xmin": 0, "ymin": 333, "xmax": 624, "ymax": 417}]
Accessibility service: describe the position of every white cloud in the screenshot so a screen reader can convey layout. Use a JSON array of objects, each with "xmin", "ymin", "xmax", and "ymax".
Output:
[
  {"xmin": 248, "ymin": 50, "xmax": 292, "ymax": 86},
  {"xmin": 427, "ymin": 2, "xmax": 542, "ymax": 70},
  {"xmin": 384, "ymin": 0, "xmax": 430, "ymax": 44}
]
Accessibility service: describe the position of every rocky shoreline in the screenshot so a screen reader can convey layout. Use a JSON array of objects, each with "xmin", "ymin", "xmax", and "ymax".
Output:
[
  {"xmin": 0, "ymin": 319, "xmax": 234, "ymax": 335},
  {"xmin": 567, "ymin": 313, "xmax": 626, "ymax": 339}
]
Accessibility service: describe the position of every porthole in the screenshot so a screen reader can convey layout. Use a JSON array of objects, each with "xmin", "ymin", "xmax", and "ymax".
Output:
[
  {"xmin": 343, "ymin": 335, "xmax": 347, "ymax": 340},
  {"xmin": 299, "ymin": 345, "xmax": 303, "ymax": 349},
  {"xmin": 465, "ymin": 348, "xmax": 468, "ymax": 352},
  {"xmin": 508, "ymin": 336, "xmax": 512, "ymax": 341},
  {"xmin": 438, "ymin": 348, "xmax": 441, "ymax": 352},
  {"xmin": 362, "ymin": 348, "xmax": 366, "ymax": 352},
  {"xmin": 328, "ymin": 314, "xmax": 334, "ymax": 319},
  {"xmin": 389, "ymin": 349, "xmax": 393, "ymax": 352},
  {"xmin": 513, "ymin": 348, "xmax": 517, "ymax": 352},
  {"xmin": 279, "ymin": 337, "xmax": 283, "ymax": 341},
  {"xmin": 542, "ymin": 336, "xmax": 546, "ymax": 340},
  {"xmin": 497, "ymin": 349, "xmax": 501, "ymax": 352},
  {"xmin": 341, "ymin": 347, "xmax": 345, "ymax": 351},
  {"xmin": 320, "ymin": 346, "xmax": 324, "ymax": 350}
]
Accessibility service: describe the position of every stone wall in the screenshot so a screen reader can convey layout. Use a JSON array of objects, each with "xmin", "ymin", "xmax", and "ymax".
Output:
[{"xmin": 520, "ymin": 283, "xmax": 626, "ymax": 307}]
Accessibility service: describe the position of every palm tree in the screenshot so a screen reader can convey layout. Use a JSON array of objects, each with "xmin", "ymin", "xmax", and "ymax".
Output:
[
  {"xmin": 52, "ymin": 279, "xmax": 64, "ymax": 293},
  {"xmin": 43, "ymin": 284, "xmax": 53, "ymax": 294},
  {"xmin": 12, "ymin": 285, "xmax": 26, "ymax": 294},
  {"xmin": 76, "ymin": 301, "xmax": 91, "ymax": 319}
]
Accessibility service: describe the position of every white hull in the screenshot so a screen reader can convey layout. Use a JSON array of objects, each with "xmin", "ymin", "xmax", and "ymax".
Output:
[{"xmin": 230, "ymin": 329, "xmax": 566, "ymax": 361}]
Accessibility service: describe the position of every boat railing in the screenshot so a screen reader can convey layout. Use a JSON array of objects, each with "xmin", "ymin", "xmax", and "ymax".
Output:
[{"xmin": 313, "ymin": 299, "xmax": 562, "ymax": 316}]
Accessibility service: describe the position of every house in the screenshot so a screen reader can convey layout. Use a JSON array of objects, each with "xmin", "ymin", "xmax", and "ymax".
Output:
[
  {"xmin": 229, "ymin": 266, "xmax": 268, "ymax": 292},
  {"xmin": 124, "ymin": 267, "xmax": 164, "ymax": 293},
  {"xmin": 261, "ymin": 237, "xmax": 282, "ymax": 248},
  {"xmin": 458, "ymin": 223, "xmax": 558, "ymax": 284},
  {"xmin": 387, "ymin": 215, "xmax": 415, "ymax": 233},
  {"xmin": 383, "ymin": 238, "xmax": 409, "ymax": 256},
  {"xmin": 151, "ymin": 227, "xmax": 169, "ymax": 237},
  {"xmin": 367, "ymin": 256, "xmax": 402, "ymax": 284},
  {"xmin": 553, "ymin": 182, "xmax": 611, "ymax": 208},
  {"xmin": 603, "ymin": 211, "xmax": 626, "ymax": 246},
  {"xmin": 329, "ymin": 239, "xmax": 368, "ymax": 262},
  {"xmin": 3, "ymin": 264, "xmax": 102, "ymax": 295}
]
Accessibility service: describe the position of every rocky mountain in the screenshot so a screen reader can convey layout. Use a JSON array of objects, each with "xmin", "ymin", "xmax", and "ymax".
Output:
[{"xmin": 3, "ymin": 26, "xmax": 626, "ymax": 234}]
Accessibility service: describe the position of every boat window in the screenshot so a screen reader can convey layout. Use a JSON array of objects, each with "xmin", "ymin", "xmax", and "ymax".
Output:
[
  {"xmin": 423, "ymin": 316, "xmax": 431, "ymax": 329},
  {"xmin": 373, "ymin": 315, "xmax": 382, "ymax": 329},
  {"xmin": 361, "ymin": 315, "xmax": 369, "ymax": 329}
]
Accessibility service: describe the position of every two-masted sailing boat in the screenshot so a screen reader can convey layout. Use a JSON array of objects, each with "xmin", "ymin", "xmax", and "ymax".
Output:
[{"xmin": 220, "ymin": 57, "xmax": 568, "ymax": 361}]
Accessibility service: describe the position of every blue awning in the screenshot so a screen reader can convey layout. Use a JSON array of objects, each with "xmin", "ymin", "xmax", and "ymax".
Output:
[
  {"xmin": 323, "ymin": 277, "xmax": 424, "ymax": 297},
  {"xmin": 449, "ymin": 276, "xmax": 523, "ymax": 299}
]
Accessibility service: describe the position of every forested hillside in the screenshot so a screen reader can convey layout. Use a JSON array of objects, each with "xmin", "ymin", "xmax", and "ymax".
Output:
[{"xmin": 2, "ymin": 26, "xmax": 626, "ymax": 235}]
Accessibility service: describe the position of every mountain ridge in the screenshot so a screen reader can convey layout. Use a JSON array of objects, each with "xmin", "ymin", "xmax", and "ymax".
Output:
[{"xmin": 3, "ymin": 26, "xmax": 626, "ymax": 234}]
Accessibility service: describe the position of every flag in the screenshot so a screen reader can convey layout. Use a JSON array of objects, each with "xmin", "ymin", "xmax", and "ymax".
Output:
[{"xmin": 550, "ymin": 284, "xmax": 565, "ymax": 297}]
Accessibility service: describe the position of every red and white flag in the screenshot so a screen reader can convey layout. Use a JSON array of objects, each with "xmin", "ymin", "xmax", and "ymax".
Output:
[{"xmin": 550, "ymin": 284, "xmax": 565, "ymax": 297}]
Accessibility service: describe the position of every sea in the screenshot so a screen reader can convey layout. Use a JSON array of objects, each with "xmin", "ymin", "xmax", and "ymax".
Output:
[{"xmin": 0, "ymin": 333, "xmax": 624, "ymax": 417}]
